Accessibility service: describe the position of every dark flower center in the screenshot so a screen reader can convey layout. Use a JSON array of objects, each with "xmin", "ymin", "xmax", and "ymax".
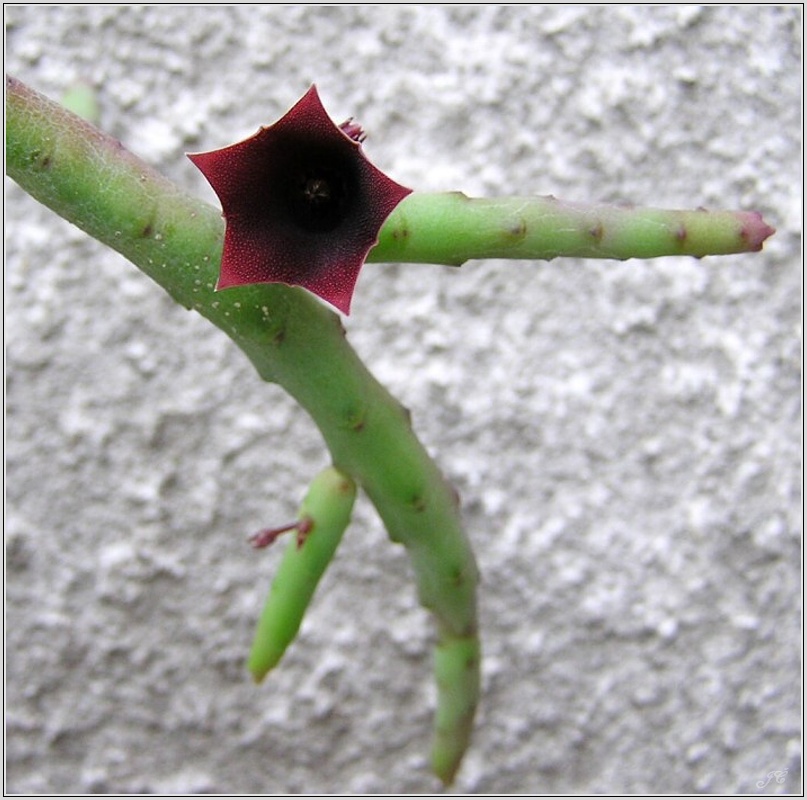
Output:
[
  {"xmin": 302, "ymin": 177, "xmax": 333, "ymax": 206},
  {"xmin": 286, "ymin": 162, "xmax": 353, "ymax": 234}
]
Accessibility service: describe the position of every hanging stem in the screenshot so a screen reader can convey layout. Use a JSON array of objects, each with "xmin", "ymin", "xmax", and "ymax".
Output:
[{"xmin": 247, "ymin": 467, "xmax": 356, "ymax": 682}]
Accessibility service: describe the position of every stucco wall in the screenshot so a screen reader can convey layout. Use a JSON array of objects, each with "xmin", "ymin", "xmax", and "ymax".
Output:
[{"xmin": 5, "ymin": 5, "xmax": 801, "ymax": 794}]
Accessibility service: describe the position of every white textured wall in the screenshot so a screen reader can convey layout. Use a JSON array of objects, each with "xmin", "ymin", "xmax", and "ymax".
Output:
[{"xmin": 5, "ymin": 6, "xmax": 801, "ymax": 794}]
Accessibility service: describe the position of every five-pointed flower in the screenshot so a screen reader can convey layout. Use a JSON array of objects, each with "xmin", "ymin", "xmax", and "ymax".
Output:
[{"xmin": 188, "ymin": 85, "xmax": 412, "ymax": 314}]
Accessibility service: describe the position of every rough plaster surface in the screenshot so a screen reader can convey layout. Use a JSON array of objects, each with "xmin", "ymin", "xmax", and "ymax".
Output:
[{"xmin": 4, "ymin": 5, "xmax": 802, "ymax": 794}]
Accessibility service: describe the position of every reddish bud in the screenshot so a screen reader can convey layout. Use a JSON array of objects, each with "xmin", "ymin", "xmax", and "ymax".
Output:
[
  {"xmin": 188, "ymin": 86, "xmax": 412, "ymax": 314},
  {"xmin": 249, "ymin": 521, "xmax": 299, "ymax": 549},
  {"xmin": 249, "ymin": 516, "xmax": 314, "ymax": 550}
]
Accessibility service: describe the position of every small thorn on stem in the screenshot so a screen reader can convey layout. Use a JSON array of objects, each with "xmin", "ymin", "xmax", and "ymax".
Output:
[
  {"xmin": 249, "ymin": 521, "xmax": 299, "ymax": 549},
  {"xmin": 249, "ymin": 516, "xmax": 315, "ymax": 549}
]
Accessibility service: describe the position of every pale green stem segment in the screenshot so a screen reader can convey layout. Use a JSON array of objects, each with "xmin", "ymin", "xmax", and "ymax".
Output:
[
  {"xmin": 370, "ymin": 192, "xmax": 774, "ymax": 265},
  {"xmin": 4, "ymin": 75, "xmax": 773, "ymax": 784},
  {"xmin": 248, "ymin": 467, "xmax": 356, "ymax": 681},
  {"xmin": 432, "ymin": 634, "xmax": 481, "ymax": 785}
]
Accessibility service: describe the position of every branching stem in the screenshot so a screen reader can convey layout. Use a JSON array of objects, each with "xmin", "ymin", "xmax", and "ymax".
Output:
[
  {"xmin": 6, "ymin": 74, "xmax": 479, "ymax": 784},
  {"xmin": 4, "ymin": 74, "xmax": 774, "ymax": 786}
]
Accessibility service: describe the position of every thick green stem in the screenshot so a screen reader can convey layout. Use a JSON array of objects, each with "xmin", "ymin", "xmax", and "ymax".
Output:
[{"xmin": 6, "ymin": 75, "xmax": 479, "ymax": 783}]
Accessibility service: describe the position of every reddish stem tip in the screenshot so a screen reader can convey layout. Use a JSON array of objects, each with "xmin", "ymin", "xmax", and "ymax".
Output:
[{"xmin": 740, "ymin": 211, "xmax": 776, "ymax": 252}]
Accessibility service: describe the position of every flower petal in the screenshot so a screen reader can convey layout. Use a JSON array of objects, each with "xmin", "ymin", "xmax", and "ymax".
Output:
[{"xmin": 188, "ymin": 85, "xmax": 412, "ymax": 314}]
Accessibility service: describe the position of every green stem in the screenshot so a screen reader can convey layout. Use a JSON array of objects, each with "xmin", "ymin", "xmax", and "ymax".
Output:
[
  {"xmin": 6, "ymin": 74, "xmax": 479, "ymax": 783},
  {"xmin": 432, "ymin": 634, "xmax": 481, "ymax": 785},
  {"xmin": 248, "ymin": 467, "xmax": 357, "ymax": 682},
  {"xmin": 371, "ymin": 192, "xmax": 774, "ymax": 265}
]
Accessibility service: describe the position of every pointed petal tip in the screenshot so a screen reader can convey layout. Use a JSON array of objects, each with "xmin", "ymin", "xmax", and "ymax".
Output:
[{"xmin": 185, "ymin": 150, "xmax": 208, "ymax": 165}]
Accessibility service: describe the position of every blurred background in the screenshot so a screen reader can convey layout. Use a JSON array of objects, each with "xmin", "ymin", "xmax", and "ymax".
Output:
[{"xmin": 5, "ymin": 6, "xmax": 801, "ymax": 793}]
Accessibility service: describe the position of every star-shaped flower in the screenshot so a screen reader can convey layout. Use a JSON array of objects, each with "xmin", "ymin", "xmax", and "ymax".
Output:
[{"xmin": 188, "ymin": 85, "xmax": 412, "ymax": 314}]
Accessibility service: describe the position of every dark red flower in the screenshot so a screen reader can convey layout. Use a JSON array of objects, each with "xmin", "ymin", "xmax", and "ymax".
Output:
[{"xmin": 188, "ymin": 85, "xmax": 412, "ymax": 314}]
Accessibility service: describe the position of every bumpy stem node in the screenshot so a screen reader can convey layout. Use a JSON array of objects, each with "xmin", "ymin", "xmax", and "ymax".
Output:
[{"xmin": 370, "ymin": 193, "xmax": 774, "ymax": 266}]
